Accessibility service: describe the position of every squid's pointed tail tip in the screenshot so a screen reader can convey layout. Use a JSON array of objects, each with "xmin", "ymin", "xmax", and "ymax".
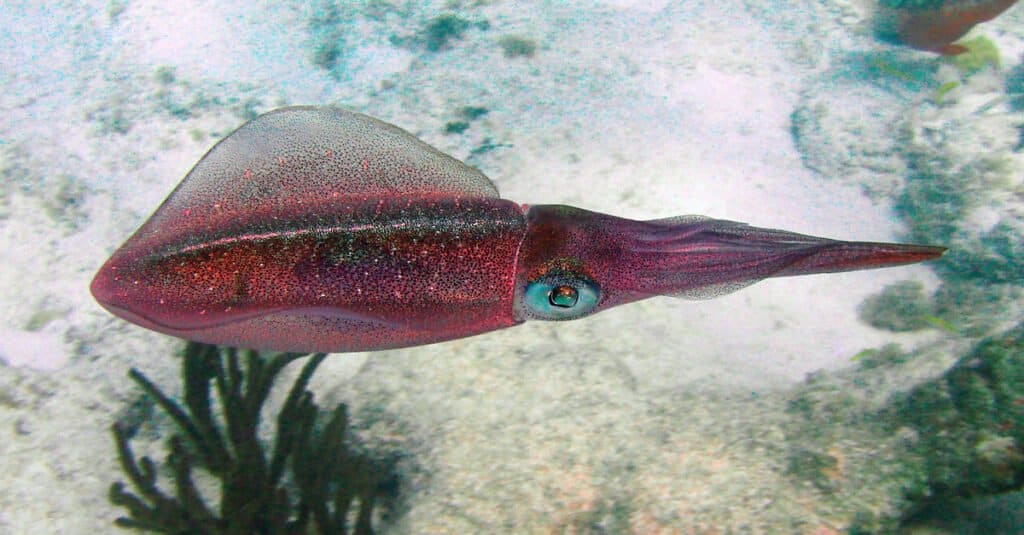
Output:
[
  {"xmin": 844, "ymin": 240, "xmax": 947, "ymax": 266},
  {"xmin": 780, "ymin": 241, "xmax": 946, "ymax": 277},
  {"xmin": 875, "ymin": 242, "xmax": 947, "ymax": 263},
  {"xmin": 910, "ymin": 243, "xmax": 947, "ymax": 258},
  {"xmin": 844, "ymin": 241, "xmax": 947, "ymax": 269}
]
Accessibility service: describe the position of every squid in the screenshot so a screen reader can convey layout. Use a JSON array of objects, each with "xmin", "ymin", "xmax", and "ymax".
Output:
[
  {"xmin": 90, "ymin": 107, "xmax": 944, "ymax": 352},
  {"xmin": 874, "ymin": 0, "xmax": 1018, "ymax": 55}
]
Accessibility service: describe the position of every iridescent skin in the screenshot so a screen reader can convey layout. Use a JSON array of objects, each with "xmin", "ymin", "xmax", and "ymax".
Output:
[{"xmin": 91, "ymin": 107, "xmax": 944, "ymax": 353}]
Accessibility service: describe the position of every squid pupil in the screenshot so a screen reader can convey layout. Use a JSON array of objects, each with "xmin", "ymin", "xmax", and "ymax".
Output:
[{"xmin": 549, "ymin": 285, "xmax": 579, "ymax": 308}]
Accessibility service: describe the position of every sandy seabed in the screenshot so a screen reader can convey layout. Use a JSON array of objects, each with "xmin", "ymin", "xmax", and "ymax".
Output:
[{"xmin": 1, "ymin": 1, "xmax": 1022, "ymax": 533}]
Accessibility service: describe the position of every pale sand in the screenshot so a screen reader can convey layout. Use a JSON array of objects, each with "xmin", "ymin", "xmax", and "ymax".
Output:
[{"xmin": 0, "ymin": 0, "xmax": 1019, "ymax": 532}]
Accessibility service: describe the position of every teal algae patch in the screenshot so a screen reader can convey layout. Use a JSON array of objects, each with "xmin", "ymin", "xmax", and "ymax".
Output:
[
  {"xmin": 859, "ymin": 280, "xmax": 934, "ymax": 332},
  {"xmin": 891, "ymin": 324, "xmax": 1024, "ymax": 501}
]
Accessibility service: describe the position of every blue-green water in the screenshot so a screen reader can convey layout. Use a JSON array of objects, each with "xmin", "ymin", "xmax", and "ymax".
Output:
[{"xmin": 0, "ymin": 1, "xmax": 1022, "ymax": 533}]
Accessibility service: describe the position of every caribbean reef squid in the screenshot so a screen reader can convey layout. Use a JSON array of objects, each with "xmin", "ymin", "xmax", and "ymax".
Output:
[
  {"xmin": 874, "ymin": 0, "xmax": 1018, "ymax": 55},
  {"xmin": 90, "ymin": 107, "xmax": 944, "ymax": 353}
]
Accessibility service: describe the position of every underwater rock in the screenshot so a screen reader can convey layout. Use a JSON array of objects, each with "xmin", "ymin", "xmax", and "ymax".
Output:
[
  {"xmin": 859, "ymin": 280, "xmax": 934, "ymax": 332},
  {"xmin": 781, "ymin": 322, "xmax": 1024, "ymax": 532},
  {"xmin": 903, "ymin": 490, "xmax": 1024, "ymax": 533},
  {"xmin": 790, "ymin": 83, "xmax": 910, "ymax": 200},
  {"xmin": 894, "ymin": 61, "xmax": 1024, "ymax": 333},
  {"xmin": 891, "ymin": 323, "xmax": 1024, "ymax": 502},
  {"xmin": 931, "ymin": 279, "xmax": 1020, "ymax": 337}
]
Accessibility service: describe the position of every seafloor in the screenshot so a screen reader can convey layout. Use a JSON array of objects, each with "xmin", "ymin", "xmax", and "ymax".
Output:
[{"xmin": 1, "ymin": 1, "xmax": 1023, "ymax": 533}]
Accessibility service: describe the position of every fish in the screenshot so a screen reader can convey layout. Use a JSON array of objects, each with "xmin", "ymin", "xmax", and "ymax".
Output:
[
  {"xmin": 90, "ymin": 107, "xmax": 945, "ymax": 353},
  {"xmin": 874, "ymin": 0, "xmax": 1019, "ymax": 55}
]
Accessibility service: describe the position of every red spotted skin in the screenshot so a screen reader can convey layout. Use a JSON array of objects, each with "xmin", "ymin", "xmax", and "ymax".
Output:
[
  {"xmin": 512, "ymin": 205, "xmax": 945, "ymax": 321},
  {"xmin": 91, "ymin": 107, "xmax": 944, "ymax": 353},
  {"xmin": 92, "ymin": 196, "xmax": 526, "ymax": 352}
]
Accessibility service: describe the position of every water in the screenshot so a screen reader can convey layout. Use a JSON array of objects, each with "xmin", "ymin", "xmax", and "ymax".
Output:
[{"xmin": 0, "ymin": 1, "xmax": 1022, "ymax": 533}]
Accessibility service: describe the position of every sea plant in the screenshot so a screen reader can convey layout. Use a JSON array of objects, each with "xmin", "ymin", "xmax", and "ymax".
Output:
[
  {"xmin": 950, "ymin": 36, "xmax": 1001, "ymax": 73},
  {"xmin": 110, "ymin": 341, "xmax": 391, "ymax": 534},
  {"xmin": 893, "ymin": 322, "xmax": 1024, "ymax": 500},
  {"xmin": 422, "ymin": 14, "xmax": 472, "ymax": 51},
  {"xmin": 858, "ymin": 280, "xmax": 933, "ymax": 332},
  {"xmin": 497, "ymin": 35, "xmax": 537, "ymax": 58}
]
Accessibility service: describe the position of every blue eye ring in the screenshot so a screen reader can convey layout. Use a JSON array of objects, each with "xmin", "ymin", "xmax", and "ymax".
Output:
[{"xmin": 522, "ymin": 272, "xmax": 601, "ymax": 320}]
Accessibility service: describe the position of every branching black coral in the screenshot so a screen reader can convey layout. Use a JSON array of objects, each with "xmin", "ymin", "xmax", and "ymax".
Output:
[{"xmin": 110, "ymin": 341, "xmax": 390, "ymax": 534}]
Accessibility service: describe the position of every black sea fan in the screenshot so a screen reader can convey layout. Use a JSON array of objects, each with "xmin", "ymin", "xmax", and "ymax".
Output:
[{"xmin": 109, "ymin": 341, "xmax": 390, "ymax": 534}]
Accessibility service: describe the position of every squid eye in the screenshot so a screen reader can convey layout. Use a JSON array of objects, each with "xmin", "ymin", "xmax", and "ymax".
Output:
[
  {"xmin": 549, "ymin": 285, "xmax": 578, "ymax": 308},
  {"xmin": 522, "ymin": 273, "xmax": 600, "ymax": 320}
]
